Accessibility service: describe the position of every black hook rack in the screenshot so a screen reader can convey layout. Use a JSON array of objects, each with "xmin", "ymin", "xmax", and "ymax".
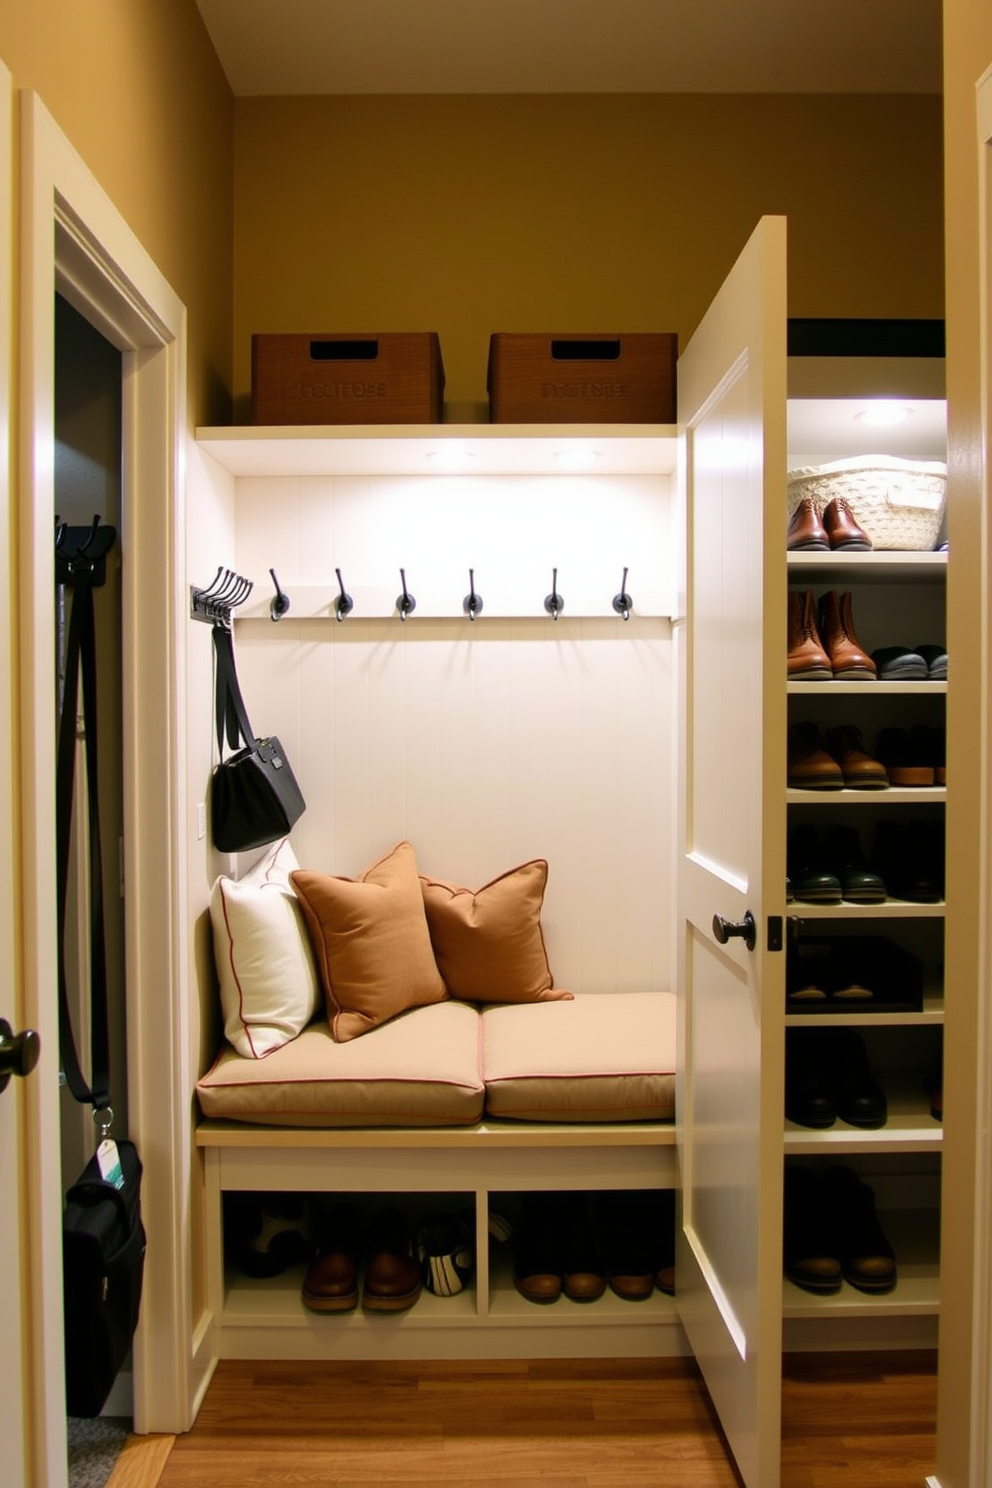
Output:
[
  {"xmin": 190, "ymin": 567, "xmax": 254, "ymax": 627},
  {"xmin": 543, "ymin": 567, "xmax": 564, "ymax": 622},
  {"xmin": 396, "ymin": 568, "xmax": 416, "ymax": 622},
  {"xmin": 269, "ymin": 568, "xmax": 291, "ymax": 621},
  {"xmin": 55, "ymin": 514, "xmax": 117, "ymax": 589},
  {"xmin": 612, "ymin": 567, "xmax": 633, "ymax": 621},
  {"xmin": 463, "ymin": 568, "xmax": 483, "ymax": 621},
  {"xmin": 334, "ymin": 568, "xmax": 354, "ymax": 622}
]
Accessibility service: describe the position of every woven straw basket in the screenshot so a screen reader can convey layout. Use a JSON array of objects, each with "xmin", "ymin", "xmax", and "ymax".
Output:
[{"xmin": 787, "ymin": 454, "xmax": 947, "ymax": 551}]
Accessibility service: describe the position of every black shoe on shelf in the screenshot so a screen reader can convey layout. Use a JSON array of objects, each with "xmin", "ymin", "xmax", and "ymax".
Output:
[
  {"xmin": 830, "ymin": 1028, "xmax": 888, "ymax": 1129},
  {"xmin": 787, "ymin": 823, "xmax": 842, "ymax": 904},
  {"xmin": 597, "ymin": 1191, "xmax": 656, "ymax": 1301},
  {"xmin": 871, "ymin": 819, "xmax": 943, "ymax": 904},
  {"xmin": 559, "ymin": 1192, "xmax": 607, "ymax": 1303},
  {"xmin": 821, "ymin": 1164, "xmax": 897, "ymax": 1293},
  {"xmin": 785, "ymin": 1028, "xmax": 837, "ymax": 1129},
  {"xmin": 821, "ymin": 823, "xmax": 887, "ymax": 904},
  {"xmin": 783, "ymin": 1165, "xmax": 842, "ymax": 1294},
  {"xmin": 513, "ymin": 1193, "xmax": 563, "ymax": 1304}
]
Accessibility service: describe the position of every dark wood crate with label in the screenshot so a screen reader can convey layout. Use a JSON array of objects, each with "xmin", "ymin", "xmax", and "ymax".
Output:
[
  {"xmin": 487, "ymin": 332, "xmax": 677, "ymax": 424},
  {"xmin": 251, "ymin": 332, "xmax": 445, "ymax": 425}
]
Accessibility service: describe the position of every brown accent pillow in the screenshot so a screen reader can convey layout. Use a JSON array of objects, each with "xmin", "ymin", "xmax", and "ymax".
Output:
[
  {"xmin": 419, "ymin": 859, "xmax": 571, "ymax": 1005},
  {"xmin": 291, "ymin": 841, "xmax": 448, "ymax": 1042}
]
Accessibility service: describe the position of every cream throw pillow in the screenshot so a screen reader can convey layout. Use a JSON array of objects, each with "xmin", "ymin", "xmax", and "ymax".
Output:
[
  {"xmin": 210, "ymin": 837, "xmax": 322, "ymax": 1059},
  {"xmin": 291, "ymin": 841, "xmax": 448, "ymax": 1042},
  {"xmin": 420, "ymin": 859, "xmax": 571, "ymax": 1005}
]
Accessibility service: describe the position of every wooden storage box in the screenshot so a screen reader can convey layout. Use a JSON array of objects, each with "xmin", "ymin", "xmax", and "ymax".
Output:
[
  {"xmin": 251, "ymin": 332, "xmax": 444, "ymax": 425},
  {"xmin": 487, "ymin": 332, "xmax": 677, "ymax": 423}
]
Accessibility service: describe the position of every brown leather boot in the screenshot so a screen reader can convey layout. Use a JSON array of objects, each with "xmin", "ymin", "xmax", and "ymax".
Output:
[
  {"xmin": 787, "ymin": 497, "xmax": 830, "ymax": 551},
  {"xmin": 822, "ymin": 496, "xmax": 872, "ymax": 551},
  {"xmin": 817, "ymin": 591, "xmax": 876, "ymax": 680},
  {"xmin": 787, "ymin": 589, "xmax": 832, "ymax": 681}
]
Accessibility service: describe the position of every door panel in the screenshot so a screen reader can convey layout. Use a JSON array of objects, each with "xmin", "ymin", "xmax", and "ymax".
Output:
[{"xmin": 676, "ymin": 216, "xmax": 788, "ymax": 1488}]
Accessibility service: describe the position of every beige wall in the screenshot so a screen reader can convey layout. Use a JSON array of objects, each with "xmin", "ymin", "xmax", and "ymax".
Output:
[
  {"xmin": 234, "ymin": 92, "xmax": 944, "ymax": 421},
  {"xmin": 0, "ymin": 0, "xmax": 234, "ymax": 423}
]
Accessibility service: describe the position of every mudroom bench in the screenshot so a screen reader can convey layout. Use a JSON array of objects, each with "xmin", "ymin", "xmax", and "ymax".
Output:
[{"xmin": 195, "ymin": 991, "xmax": 685, "ymax": 1362}]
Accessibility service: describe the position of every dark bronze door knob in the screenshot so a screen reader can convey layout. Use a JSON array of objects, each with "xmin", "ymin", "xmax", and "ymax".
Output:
[
  {"xmin": 712, "ymin": 911, "xmax": 756, "ymax": 952},
  {"xmin": 0, "ymin": 1018, "xmax": 41, "ymax": 1094}
]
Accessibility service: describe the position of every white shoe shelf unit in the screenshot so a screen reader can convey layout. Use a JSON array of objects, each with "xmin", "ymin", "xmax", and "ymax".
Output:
[{"xmin": 782, "ymin": 379, "xmax": 946, "ymax": 1350}]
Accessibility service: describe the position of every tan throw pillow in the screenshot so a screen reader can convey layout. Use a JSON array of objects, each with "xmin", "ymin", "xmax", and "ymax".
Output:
[
  {"xmin": 291, "ymin": 841, "xmax": 447, "ymax": 1042},
  {"xmin": 420, "ymin": 859, "xmax": 571, "ymax": 1005}
]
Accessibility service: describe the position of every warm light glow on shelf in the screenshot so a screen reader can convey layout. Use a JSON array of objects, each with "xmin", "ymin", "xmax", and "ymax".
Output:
[
  {"xmin": 553, "ymin": 444, "xmax": 604, "ymax": 470},
  {"xmin": 854, "ymin": 401, "xmax": 914, "ymax": 428}
]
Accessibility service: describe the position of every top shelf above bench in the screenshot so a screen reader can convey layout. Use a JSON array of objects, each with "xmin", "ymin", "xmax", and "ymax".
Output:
[{"xmin": 195, "ymin": 424, "xmax": 680, "ymax": 478}]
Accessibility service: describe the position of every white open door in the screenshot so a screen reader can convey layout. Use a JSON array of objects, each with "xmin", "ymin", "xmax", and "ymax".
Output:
[{"xmin": 675, "ymin": 216, "xmax": 788, "ymax": 1488}]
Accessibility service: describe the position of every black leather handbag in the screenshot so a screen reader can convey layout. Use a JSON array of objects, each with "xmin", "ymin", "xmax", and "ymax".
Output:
[
  {"xmin": 57, "ymin": 554, "xmax": 146, "ymax": 1418},
  {"xmin": 210, "ymin": 624, "xmax": 306, "ymax": 853}
]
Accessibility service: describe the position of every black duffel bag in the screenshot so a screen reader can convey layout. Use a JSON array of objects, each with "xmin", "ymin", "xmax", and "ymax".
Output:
[{"xmin": 63, "ymin": 1139, "xmax": 146, "ymax": 1418}]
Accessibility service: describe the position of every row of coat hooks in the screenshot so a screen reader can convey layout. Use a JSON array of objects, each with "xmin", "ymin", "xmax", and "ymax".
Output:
[{"xmin": 192, "ymin": 565, "xmax": 636, "ymax": 626}]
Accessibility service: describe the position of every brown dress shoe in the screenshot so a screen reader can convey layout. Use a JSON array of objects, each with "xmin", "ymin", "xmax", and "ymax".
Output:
[
  {"xmin": 787, "ymin": 589, "xmax": 832, "ymax": 680},
  {"xmin": 787, "ymin": 722, "xmax": 843, "ymax": 789},
  {"xmin": 302, "ymin": 1203, "xmax": 361, "ymax": 1313},
  {"xmin": 825, "ymin": 725, "xmax": 888, "ymax": 789},
  {"xmin": 513, "ymin": 1193, "xmax": 563, "ymax": 1304},
  {"xmin": 787, "ymin": 496, "xmax": 829, "ymax": 551},
  {"xmin": 362, "ymin": 1208, "xmax": 422, "ymax": 1312},
  {"xmin": 822, "ymin": 496, "xmax": 872, "ymax": 551},
  {"xmin": 817, "ymin": 591, "xmax": 876, "ymax": 680}
]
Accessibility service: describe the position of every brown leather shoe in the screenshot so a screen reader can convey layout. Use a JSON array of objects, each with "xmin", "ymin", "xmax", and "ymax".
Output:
[
  {"xmin": 362, "ymin": 1208, "xmax": 422, "ymax": 1312},
  {"xmin": 817, "ymin": 591, "xmax": 876, "ymax": 680},
  {"xmin": 788, "ymin": 723, "xmax": 843, "ymax": 789},
  {"xmin": 825, "ymin": 725, "xmax": 888, "ymax": 790},
  {"xmin": 787, "ymin": 496, "xmax": 830, "ymax": 551},
  {"xmin": 787, "ymin": 589, "xmax": 832, "ymax": 681},
  {"xmin": 822, "ymin": 496, "xmax": 872, "ymax": 551},
  {"xmin": 302, "ymin": 1203, "xmax": 361, "ymax": 1312}
]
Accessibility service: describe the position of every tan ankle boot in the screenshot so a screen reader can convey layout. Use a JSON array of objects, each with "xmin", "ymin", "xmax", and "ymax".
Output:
[
  {"xmin": 817, "ymin": 591, "xmax": 876, "ymax": 680},
  {"xmin": 787, "ymin": 588, "xmax": 832, "ymax": 680}
]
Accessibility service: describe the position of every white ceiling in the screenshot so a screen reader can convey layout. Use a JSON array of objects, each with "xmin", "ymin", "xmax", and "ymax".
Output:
[{"xmin": 195, "ymin": 0, "xmax": 942, "ymax": 97}]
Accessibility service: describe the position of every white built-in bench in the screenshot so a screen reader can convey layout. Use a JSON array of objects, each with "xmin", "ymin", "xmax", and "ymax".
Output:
[{"xmin": 195, "ymin": 991, "xmax": 681, "ymax": 1362}]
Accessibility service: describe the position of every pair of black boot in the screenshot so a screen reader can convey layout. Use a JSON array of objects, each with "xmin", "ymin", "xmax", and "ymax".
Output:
[
  {"xmin": 786, "ymin": 1027, "xmax": 887, "ymax": 1129},
  {"xmin": 788, "ymin": 820, "xmax": 944, "ymax": 905},
  {"xmin": 784, "ymin": 1164, "xmax": 896, "ymax": 1294},
  {"xmin": 513, "ymin": 1190, "xmax": 675, "ymax": 1304}
]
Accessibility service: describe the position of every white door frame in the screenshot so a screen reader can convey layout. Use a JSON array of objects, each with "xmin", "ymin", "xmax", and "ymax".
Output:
[
  {"xmin": 19, "ymin": 89, "xmax": 193, "ymax": 1452},
  {"xmin": 0, "ymin": 55, "xmax": 33, "ymax": 1488}
]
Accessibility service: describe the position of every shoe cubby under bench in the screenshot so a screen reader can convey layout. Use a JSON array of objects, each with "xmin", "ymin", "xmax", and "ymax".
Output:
[{"xmin": 196, "ymin": 1118, "xmax": 683, "ymax": 1362}]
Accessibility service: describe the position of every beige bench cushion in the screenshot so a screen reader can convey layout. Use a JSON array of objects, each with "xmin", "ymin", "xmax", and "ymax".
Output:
[
  {"xmin": 196, "ymin": 1000, "xmax": 484, "ymax": 1127},
  {"xmin": 481, "ymin": 991, "xmax": 676, "ymax": 1122}
]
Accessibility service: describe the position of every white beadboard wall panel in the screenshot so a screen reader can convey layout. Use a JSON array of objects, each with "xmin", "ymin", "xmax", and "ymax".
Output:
[
  {"xmin": 235, "ymin": 472, "xmax": 673, "ymax": 620},
  {"xmin": 231, "ymin": 614, "xmax": 673, "ymax": 997}
]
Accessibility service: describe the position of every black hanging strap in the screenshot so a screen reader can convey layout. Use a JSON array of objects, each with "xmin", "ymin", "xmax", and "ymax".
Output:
[
  {"xmin": 56, "ymin": 568, "xmax": 111, "ymax": 1116},
  {"xmin": 213, "ymin": 624, "xmax": 258, "ymax": 756}
]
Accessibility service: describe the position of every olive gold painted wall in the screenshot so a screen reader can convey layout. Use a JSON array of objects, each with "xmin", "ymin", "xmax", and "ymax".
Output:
[
  {"xmin": 234, "ymin": 92, "xmax": 944, "ymax": 421},
  {"xmin": 0, "ymin": 0, "xmax": 234, "ymax": 423}
]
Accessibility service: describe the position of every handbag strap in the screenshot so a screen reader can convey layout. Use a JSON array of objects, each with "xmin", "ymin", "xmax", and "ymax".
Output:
[
  {"xmin": 213, "ymin": 624, "xmax": 258, "ymax": 756},
  {"xmin": 56, "ymin": 569, "xmax": 111, "ymax": 1116}
]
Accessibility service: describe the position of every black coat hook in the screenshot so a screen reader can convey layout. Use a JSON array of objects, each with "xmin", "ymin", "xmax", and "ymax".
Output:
[
  {"xmin": 269, "ymin": 568, "xmax": 291, "ymax": 621},
  {"xmin": 544, "ymin": 567, "xmax": 564, "ymax": 621},
  {"xmin": 396, "ymin": 568, "xmax": 416, "ymax": 621},
  {"xmin": 334, "ymin": 567, "xmax": 354, "ymax": 621},
  {"xmin": 612, "ymin": 566, "xmax": 633, "ymax": 621},
  {"xmin": 463, "ymin": 568, "xmax": 483, "ymax": 621}
]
